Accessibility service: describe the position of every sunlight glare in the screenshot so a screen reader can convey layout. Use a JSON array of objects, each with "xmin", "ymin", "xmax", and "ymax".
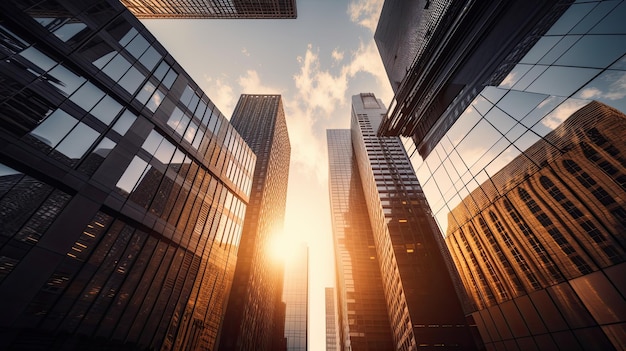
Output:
[{"xmin": 266, "ymin": 229, "xmax": 300, "ymax": 264}]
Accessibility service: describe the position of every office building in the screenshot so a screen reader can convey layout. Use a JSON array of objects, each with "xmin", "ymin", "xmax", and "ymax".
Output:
[
  {"xmin": 327, "ymin": 129, "xmax": 394, "ymax": 350},
  {"xmin": 121, "ymin": 0, "xmax": 297, "ymax": 19},
  {"xmin": 376, "ymin": 0, "xmax": 626, "ymax": 349},
  {"xmin": 283, "ymin": 243, "xmax": 309, "ymax": 351},
  {"xmin": 325, "ymin": 287, "xmax": 338, "ymax": 351},
  {"xmin": 218, "ymin": 94, "xmax": 291, "ymax": 351},
  {"xmin": 0, "ymin": 1, "xmax": 255, "ymax": 350},
  {"xmin": 328, "ymin": 93, "xmax": 478, "ymax": 350}
]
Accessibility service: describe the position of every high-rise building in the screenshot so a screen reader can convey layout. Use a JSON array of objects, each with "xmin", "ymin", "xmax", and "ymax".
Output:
[
  {"xmin": 121, "ymin": 0, "xmax": 297, "ymax": 19},
  {"xmin": 376, "ymin": 0, "xmax": 626, "ymax": 349},
  {"xmin": 328, "ymin": 93, "xmax": 478, "ymax": 350},
  {"xmin": 327, "ymin": 129, "xmax": 395, "ymax": 350},
  {"xmin": 283, "ymin": 243, "xmax": 309, "ymax": 351},
  {"xmin": 325, "ymin": 287, "xmax": 338, "ymax": 351},
  {"xmin": 0, "ymin": 1, "xmax": 255, "ymax": 350},
  {"xmin": 218, "ymin": 94, "xmax": 291, "ymax": 351}
]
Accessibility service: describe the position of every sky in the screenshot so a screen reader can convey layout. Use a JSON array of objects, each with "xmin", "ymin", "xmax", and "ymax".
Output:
[{"xmin": 142, "ymin": 1, "xmax": 394, "ymax": 350}]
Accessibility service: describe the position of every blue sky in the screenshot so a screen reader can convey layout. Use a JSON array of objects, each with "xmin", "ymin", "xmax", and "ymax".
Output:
[{"xmin": 142, "ymin": 1, "xmax": 393, "ymax": 349}]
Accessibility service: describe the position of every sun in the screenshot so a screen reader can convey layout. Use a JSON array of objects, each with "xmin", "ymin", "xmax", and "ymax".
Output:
[{"xmin": 266, "ymin": 229, "xmax": 300, "ymax": 264}]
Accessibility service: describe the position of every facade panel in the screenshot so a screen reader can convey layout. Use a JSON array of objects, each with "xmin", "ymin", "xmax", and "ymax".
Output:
[{"xmin": 0, "ymin": 1, "xmax": 254, "ymax": 350}]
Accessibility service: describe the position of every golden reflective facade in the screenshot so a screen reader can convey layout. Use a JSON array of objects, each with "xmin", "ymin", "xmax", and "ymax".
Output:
[
  {"xmin": 446, "ymin": 101, "xmax": 626, "ymax": 349},
  {"xmin": 375, "ymin": 0, "xmax": 626, "ymax": 349}
]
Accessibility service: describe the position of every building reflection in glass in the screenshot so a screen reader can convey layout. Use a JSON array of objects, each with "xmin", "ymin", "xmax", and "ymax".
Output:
[
  {"xmin": 375, "ymin": 0, "xmax": 626, "ymax": 349},
  {"xmin": 445, "ymin": 101, "xmax": 626, "ymax": 349}
]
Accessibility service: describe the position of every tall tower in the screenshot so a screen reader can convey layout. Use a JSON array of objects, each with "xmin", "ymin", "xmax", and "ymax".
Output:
[
  {"xmin": 121, "ymin": 0, "xmax": 297, "ymax": 19},
  {"xmin": 219, "ymin": 94, "xmax": 291, "ymax": 351},
  {"xmin": 327, "ymin": 129, "xmax": 395, "ymax": 350},
  {"xmin": 375, "ymin": 0, "xmax": 626, "ymax": 349},
  {"xmin": 330, "ymin": 93, "xmax": 478, "ymax": 350},
  {"xmin": 0, "ymin": 1, "xmax": 255, "ymax": 350},
  {"xmin": 325, "ymin": 287, "xmax": 338, "ymax": 351},
  {"xmin": 283, "ymin": 243, "xmax": 309, "ymax": 351}
]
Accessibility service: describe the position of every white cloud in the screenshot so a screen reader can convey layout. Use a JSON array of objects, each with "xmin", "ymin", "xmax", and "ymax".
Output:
[
  {"xmin": 241, "ymin": 47, "xmax": 250, "ymax": 57},
  {"xmin": 238, "ymin": 69, "xmax": 282, "ymax": 95},
  {"xmin": 203, "ymin": 74, "xmax": 236, "ymax": 118},
  {"xmin": 347, "ymin": 0, "xmax": 384, "ymax": 32},
  {"xmin": 331, "ymin": 48, "xmax": 344, "ymax": 62},
  {"xmin": 542, "ymin": 98, "xmax": 589, "ymax": 129}
]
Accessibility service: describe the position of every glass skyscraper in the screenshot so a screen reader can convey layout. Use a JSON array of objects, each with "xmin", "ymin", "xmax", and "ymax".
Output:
[
  {"xmin": 218, "ymin": 94, "xmax": 291, "ymax": 351},
  {"xmin": 328, "ymin": 93, "xmax": 478, "ymax": 350},
  {"xmin": 0, "ymin": 1, "xmax": 255, "ymax": 350},
  {"xmin": 376, "ymin": 0, "xmax": 626, "ymax": 349},
  {"xmin": 121, "ymin": 0, "xmax": 297, "ymax": 19},
  {"xmin": 327, "ymin": 128, "xmax": 395, "ymax": 350},
  {"xmin": 283, "ymin": 243, "xmax": 308, "ymax": 351},
  {"xmin": 325, "ymin": 287, "xmax": 338, "ymax": 351}
]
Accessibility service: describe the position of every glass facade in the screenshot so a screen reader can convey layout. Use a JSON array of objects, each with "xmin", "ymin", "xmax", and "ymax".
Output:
[
  {"xmin": 325, "ymin": 287, "xmax": 338, "ymax": 351},
  {"xmin": 219, "ymin": 94, "xmax": 291, "ymax": 351},
  {"xmin": 0, "ymin": 1, "xmax": 255, "ymax": 350},
  {"xmin": 330, "ymin": 94, "xmax": 478, "ymax": 350},
  {"xmin": 377, "ymin": 1, "xmax": 626, "ymax": 350},
  {"xmin": 283, "ymin": 244, "xmax": 308, "ymax": 351},
  {"xmin": 121, "ymin": 0, "xmax": 297, "ymax": 19},
  {"xmin": 327, "ymin": 128, "xmax": 395, "ymax": 351}
]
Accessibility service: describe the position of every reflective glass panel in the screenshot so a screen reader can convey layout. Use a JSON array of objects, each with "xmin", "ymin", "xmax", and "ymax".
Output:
[
  {"xmin": 19, "ymin": 46, "xmax": 56, "ymax": 72},
  {"xmin": 53, "ymin": 22, "xmax": 86, "ymax": 42},
  {"xmin": 112, "ymin": 110, "xmax": 136, "ymax": 135},
  {"xmin": 139, "ymin": 46, "xmax": 161, "ymax": 70},
  {"xmin": 118, "ymin": 66, "xmax": 144, "ymax": 94},
  {"xmin": 90, "ymin": 95, "xmax": 123, "ymax": 125},
  {"xmin": 55, "ymin": 122, "xmax": 99, "ymax": 159},
  {"xmin": 30, "ymin": 109, "xmax": 77, "ymax": 147},
  {"xmin": 116, "ymin": 156, "xmax": 148, "ymax": 195},
  {"xmin": 146, "ymin": 90, "xmax": 164, "ymax": 112},
  {"xmin": 48, "ymin": 65, "xmax": 86, "ymax": 96},
  {"xmin": 102, "ymin": 54, "xmax": 131, "ymax": 81},
  {"xmin": 70, "ymin": 82, "xmax": 105, "ymax": 112}
]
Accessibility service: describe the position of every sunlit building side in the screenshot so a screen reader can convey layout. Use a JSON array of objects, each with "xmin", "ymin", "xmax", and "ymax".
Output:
[
  {"xmin": 218, "ymin": 94, "xmax": 291, "ymax": 351},
  {"xmin": 0, "ymin": 1, "xmax": 255, "ymax": 350},
  {"xmin": 121, "ymin": 0, "xmax": 297, "ymax": 19},
  {"xmin": 327, "ymin": 128, "xmax": 395, "ymax": 351},
  {"xmin": 375, "ymin": 0, "xmax": 626, "ymax": 349},
  {"xmin": 283, "ymin": 243, "xmax": 309, "ymax": 351},
  {"xmin": 325, "ymin": 287, "xmax": 338, "ymax": 351}
]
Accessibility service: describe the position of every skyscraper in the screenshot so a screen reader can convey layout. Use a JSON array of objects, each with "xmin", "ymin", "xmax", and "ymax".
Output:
[
  {"xmin": 327, "ymin": 128, "xmax": 395, "ymax": 350},
  {"xmin": 376, "ymin": 0, "xmax": 626, "ymax": 349},
  {"xmin": 325, "ymin": 287, "xmax": 338, "ymax": 351},
  {"xmin": 283, "ymin": 243, "xmax": 309, "ymax": 351},
  {"xmin": 218, "ymin": 94, "xmax": 291, "ymax": 351},
  {"xmin": 121, "ymin": 0, "xmax": 297, "ymax": 19},
  {"xmin": 328, "ymin": 93, "xmax": 478, "ymax": 350},
  {"xmin": 0, "ymin": 0, "xmax": 255, "ymax": 350}
]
